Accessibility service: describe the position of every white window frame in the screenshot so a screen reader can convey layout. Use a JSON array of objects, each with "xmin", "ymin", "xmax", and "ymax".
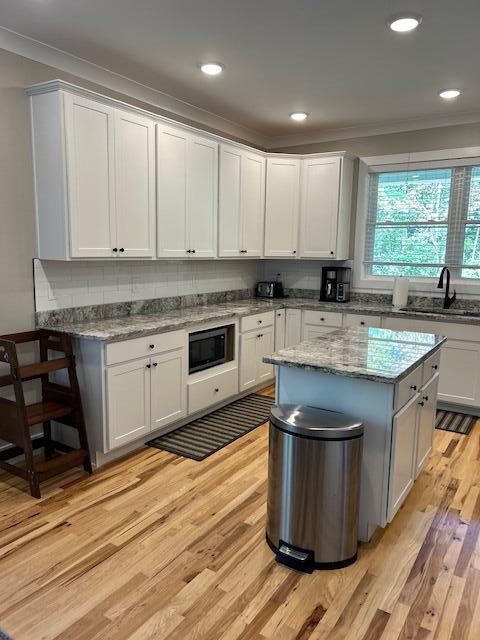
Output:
[{"xmin": 354, "ymin": 147, "xmax": 480, "ymax": 296}]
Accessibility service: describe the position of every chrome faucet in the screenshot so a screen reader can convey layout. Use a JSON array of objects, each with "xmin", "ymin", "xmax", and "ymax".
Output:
[{"xmin": 437, "ymin": 266, "xmax": 456, "ymax": 309}]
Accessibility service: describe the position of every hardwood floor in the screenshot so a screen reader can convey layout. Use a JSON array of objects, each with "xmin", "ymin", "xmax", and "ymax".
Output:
[{"xmin": 0, "ymin": 386, "xmax": 479, "ymax": 639}]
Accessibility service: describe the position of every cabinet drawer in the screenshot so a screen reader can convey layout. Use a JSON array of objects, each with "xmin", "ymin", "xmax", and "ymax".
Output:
[
  {"xmin": 303, "ymin": 310, "xmax": 343, "ymax": 327},
  {"xmin": 105, "ymin": 330, "xmax": 186, "ymax": 365},
  {"xmin": 188, "ymin": 367, "xmax": 239, "ymax": 414},
  {"xmin": 394, "ymin": 366, "xmax": 423, "ymax": 412},
  {"xmin": 240, "ymin": 311, "xmax": 274, "ymax": 333},
  {"xmin": 422, "ymin": 350, "xmax": 441, "ymax": 385},
  {"xmin": 343, "ymin": 314, "xmax": 381, "ymax": 328}
]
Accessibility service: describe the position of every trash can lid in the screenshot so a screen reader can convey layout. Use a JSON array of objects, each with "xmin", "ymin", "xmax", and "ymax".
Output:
[{"xmin": 270, "ymin": 404, "xmax": 363, "ymax": 440}]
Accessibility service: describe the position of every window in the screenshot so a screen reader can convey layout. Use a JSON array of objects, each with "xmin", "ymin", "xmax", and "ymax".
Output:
[{"xmin": 365, "ymin": 162, "xmax": 480, "ymax": 279}]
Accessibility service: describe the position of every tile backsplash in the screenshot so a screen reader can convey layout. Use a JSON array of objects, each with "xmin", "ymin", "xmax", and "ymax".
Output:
[{"xmin": 34, "ymin": 259, "xmax": 263, "ymax": 312}]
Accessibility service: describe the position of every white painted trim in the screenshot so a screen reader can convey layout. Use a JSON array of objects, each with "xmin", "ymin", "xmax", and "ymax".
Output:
[
  {"xmin": 353, "ymin": 149, "xmax": 480, "ymax": 297},
  {"xmin": 362, "ymin": 147, "xmax": 480, "ymax": 167},
  {"xmin": 268, "ymin": 113, "xmax": 480, "ymax": 150},
  {"xmin": 0, "ymin": 25, "xmax": 269, "ymax": 148}
]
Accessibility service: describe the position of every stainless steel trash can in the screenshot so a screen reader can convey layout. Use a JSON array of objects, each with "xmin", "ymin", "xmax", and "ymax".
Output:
[{"xmin": 266, "ymin": 404, "xmax": 363, "ymax": 572}]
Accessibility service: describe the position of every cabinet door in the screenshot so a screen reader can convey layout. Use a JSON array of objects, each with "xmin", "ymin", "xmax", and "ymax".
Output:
[
  {"xmin": 299, "ymin": 157, "xmax": 341, "ymax": 259},
  {"xmin": 188, "ymin": 134, "xmax": 218, "ymax": 258},
  {"xmin": 64, "ymin": 93, "xmax": 116, "ymax": 258},
  {"xmin": 264, "ymin": 157, "xmax": 300, "ymax": 257},
  {"xmin": 106, "ymin": 358, "xmax": 151, "ymax": 449},
  {"xmin": 240, "ymin": 332, "xmax": 259, "ymax": 391},
  {"xmin": 387, "ymin": 395, "xmax": 418, "ymax": 522},
  {"xmin": 150, "ymin": 348, "xmax": 187, "ymax": 432},
  {"xmin": 274, "ymin": 309, "xmax": 286, "ymax": 350},
  {"xmin": 438, "ymin": 340, "xmax": 480, "ymax": 407},
  {"xmin": 218, "ymin": 144, "xmax": 242, "ymax": 257},
  {"xmin": 285, "ymin": 309, "xmax": 302, "ymax": 347},
  {"xmin": 256, "ymin": 327, "xmax": 274, "ymax": 385},
  {"xmin": 114, "ymin": 110, "xmax": 155, "ymax": 257},
  {"xmin": 242, "ymin": 151, "xmax": 265, "ymax": 257},
  {"xmin": 157, "ymin": 123, "xmax": 189, "ymax": 258},
  {"xmin": 415, "ymin": 374, "xmax": 439, "ymax": 478}
]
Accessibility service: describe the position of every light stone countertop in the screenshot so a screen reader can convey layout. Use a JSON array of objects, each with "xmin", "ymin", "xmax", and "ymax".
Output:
[
  {"xmin": 263, "ymin": 326, "xmax": 446, "ymax": 384},
  {"xmin": 36, "ymin": 296, "xmax": 480, "ymax": 343}
]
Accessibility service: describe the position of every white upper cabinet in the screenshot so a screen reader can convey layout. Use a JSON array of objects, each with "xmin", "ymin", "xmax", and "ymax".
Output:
[
  {"xmin": 299, "ymin": 155, "xmax": 354, "ymax": 260},
  {"xmin": 31, "ymin": 88, "xmax": 156, "ymax": 260},
  {"xmin": 157, "ymin": 123, "xmax": 218, "ymax": 258},
  {"xmin": 219, "ymin": 144, "xmax": 265, "ymax": 257},
  {"xmin": 114, "ymin": 110, "xmax": 155, "ymax": 257},
  {"xmin": 264, "ymin": 157, "xmax": 301, "ymax": 257},
  {"xmin": 64, "ymin": 94, "xmax": 116, "ymax": 258},
  {"xmin": 188, "ymin": 133, "xmax": 218, "ymax": 258}
]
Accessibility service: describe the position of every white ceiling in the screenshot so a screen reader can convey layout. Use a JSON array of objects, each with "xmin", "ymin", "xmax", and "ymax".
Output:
[{"xmin": 1, "ymin": 0, "xmax": 479, "ymax": 146}]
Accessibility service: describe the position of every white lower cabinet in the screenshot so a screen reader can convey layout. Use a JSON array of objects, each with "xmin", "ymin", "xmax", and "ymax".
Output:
[
  {"xmin": 106, "ymin": 339, "xmax": 187, "ymax": 449},
  {"xmin": 188, "ymin": 367, "xmax": 239, "ymax": 415},
  {"xmin": 274, "ymin": 309, "xmax": 286, "ymax": 350},
  {"xmin": 387, "ymin": 366, "xmax": 439, "ymax": 522},
  {"xmin": 151, "ymin": 349, "xmax": 187, "ymax": 430},
  {"xmin": 344, "ymin": 314, "xmax": 381, "ymax": 328},
  {"xmin": 285, "ymin": 309, "xmax": 302, "ymax": 347},
  {"xmin": 301, "ymin": 309, "xmax": 343, "ymax": 339},
  {"xmin": 387, "ymin": 394, "xmax": 418, "ymax": 522},
  {"xmin": 415, "ymin": 373, "xmax": 439, "ymax": 478},
  {"xmin": 240, "ymin": 314, "xmax": 274, "ymax": 391},
  {"xmin": 107, "ymin": 358, "xmax": 151, "ymax": 449},
  {"xmin": 383, "ymin": 316, "xmax": 480, "ymax": 408}
]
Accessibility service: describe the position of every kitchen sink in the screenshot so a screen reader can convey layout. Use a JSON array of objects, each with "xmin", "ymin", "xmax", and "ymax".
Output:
[{"xmin": 400, "ymin": 307, "xmax": 480, "ymax": 318}]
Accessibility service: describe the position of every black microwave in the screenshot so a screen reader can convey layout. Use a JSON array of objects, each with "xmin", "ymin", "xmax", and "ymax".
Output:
[{"xmin": 189, "ymin": 326, "xmax": 227, "ymax": 374}]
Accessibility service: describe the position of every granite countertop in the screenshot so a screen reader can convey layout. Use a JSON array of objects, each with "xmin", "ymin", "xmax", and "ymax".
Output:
[
  {"xmin": 37, "ymin": 296, "xmax": 480, "ymax": 342},
  {"xmin": 263, "ymin": 326, "xmax": 447, "ymax": 384}
]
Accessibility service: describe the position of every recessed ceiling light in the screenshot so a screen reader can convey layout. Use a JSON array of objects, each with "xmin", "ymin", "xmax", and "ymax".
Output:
[
  {"xmin": 200, "ymin": 62, "xmax": 224, "ymax": 76},
  {"xmin": 290, "ymin": 112, "xmax": 308, "ymax": 122},
  {"xmin": 388, "ymin": 14, "xmax": 422, "ymax": 32},
  {"xmin": 439, "ymin": 89, "xmax": 461, "ymax": 100}
]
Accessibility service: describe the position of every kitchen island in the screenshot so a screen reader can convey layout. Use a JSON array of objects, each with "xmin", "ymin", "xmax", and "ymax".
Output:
[{"xmin": 264, "ymin": 326, "xmax": 446, "ymax": 541}]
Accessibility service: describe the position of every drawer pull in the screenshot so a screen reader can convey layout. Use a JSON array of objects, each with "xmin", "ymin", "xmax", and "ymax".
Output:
[
  {"xmin": 258, "ymin": 319, "xmax": 263, "ymax": 324},
  {"xmin": 149, "ymin": 344, "xmax": 155, "ymax": 350},
  {"xmin": 152, "ymin": 362, "xmax": 158, "ymax": 367},
  {"xmin": 257, "ymin": 333, "xmax": 263, "ymax": 338},
  {"xmin": 418, "ymin": 401, "xmax": 425, "ymax": 407},
  {"xmin": 432, "ymin": 364, "xmax": 438, "ymax": 370},
  {"xmin": 146, "ymin": 363, "xmax": 151, "ymax": 369},
  {"xmin": 320, "ymin": 317, "xmax": 325, "ymax": 322},
  {"xmin": 360, "ymin": 321, "xmax": 365, "ymax": 326},
  {"xmin": 423, "ymin": 395, "xmax": 428, "ymax": 401},
  {"xmin": 410, "ymin": 385, "xmax": 417, "ymax": 391},
  {"xmin": 214, "ymin": 388, "xmax": 219, "ymax": 393}
]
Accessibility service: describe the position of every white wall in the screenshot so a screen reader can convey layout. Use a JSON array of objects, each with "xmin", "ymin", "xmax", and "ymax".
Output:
[{"xmin": 34, "ymin": 259, "xmax": 261, "ymax": 311}]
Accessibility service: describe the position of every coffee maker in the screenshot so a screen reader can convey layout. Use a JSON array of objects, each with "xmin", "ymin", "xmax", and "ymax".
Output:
[{"xmin": 320, "ymin": 267, "xmax": 351, "ymax": 302}]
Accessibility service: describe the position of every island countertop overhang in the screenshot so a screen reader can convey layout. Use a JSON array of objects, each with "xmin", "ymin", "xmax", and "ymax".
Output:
[{"xmin": 263, "ymin": 326, "xmax": 447, "ymax": 384}]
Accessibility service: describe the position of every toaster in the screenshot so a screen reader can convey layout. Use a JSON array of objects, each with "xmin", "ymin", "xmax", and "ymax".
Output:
[{"xmin": 256, "ymin": 281, "xmax": 285, "ymax": 298}]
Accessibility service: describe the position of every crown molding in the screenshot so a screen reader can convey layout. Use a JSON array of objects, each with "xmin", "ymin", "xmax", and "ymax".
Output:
[
  {"xmin": 267, "ymin": 111, "xmax": 480, "ymax": 150},
  {"xmin": 0, "ymin": 25, "xmax": 269, "ymax": 148}
]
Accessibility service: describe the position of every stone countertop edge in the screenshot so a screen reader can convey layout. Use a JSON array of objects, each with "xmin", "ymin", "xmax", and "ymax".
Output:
[
  {"xmin": 35, "ymin": 296, "xmax": 480, "ymax": 343},
  {"xmin": 263, "ymin": 332, "xmax": 447, "ymax": 384}
]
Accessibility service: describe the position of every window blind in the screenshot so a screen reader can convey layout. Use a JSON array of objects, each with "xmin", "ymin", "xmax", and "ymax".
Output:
[{"xmin": 364, "ymin": 162, "xmax": 480, "ymax": 279}]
